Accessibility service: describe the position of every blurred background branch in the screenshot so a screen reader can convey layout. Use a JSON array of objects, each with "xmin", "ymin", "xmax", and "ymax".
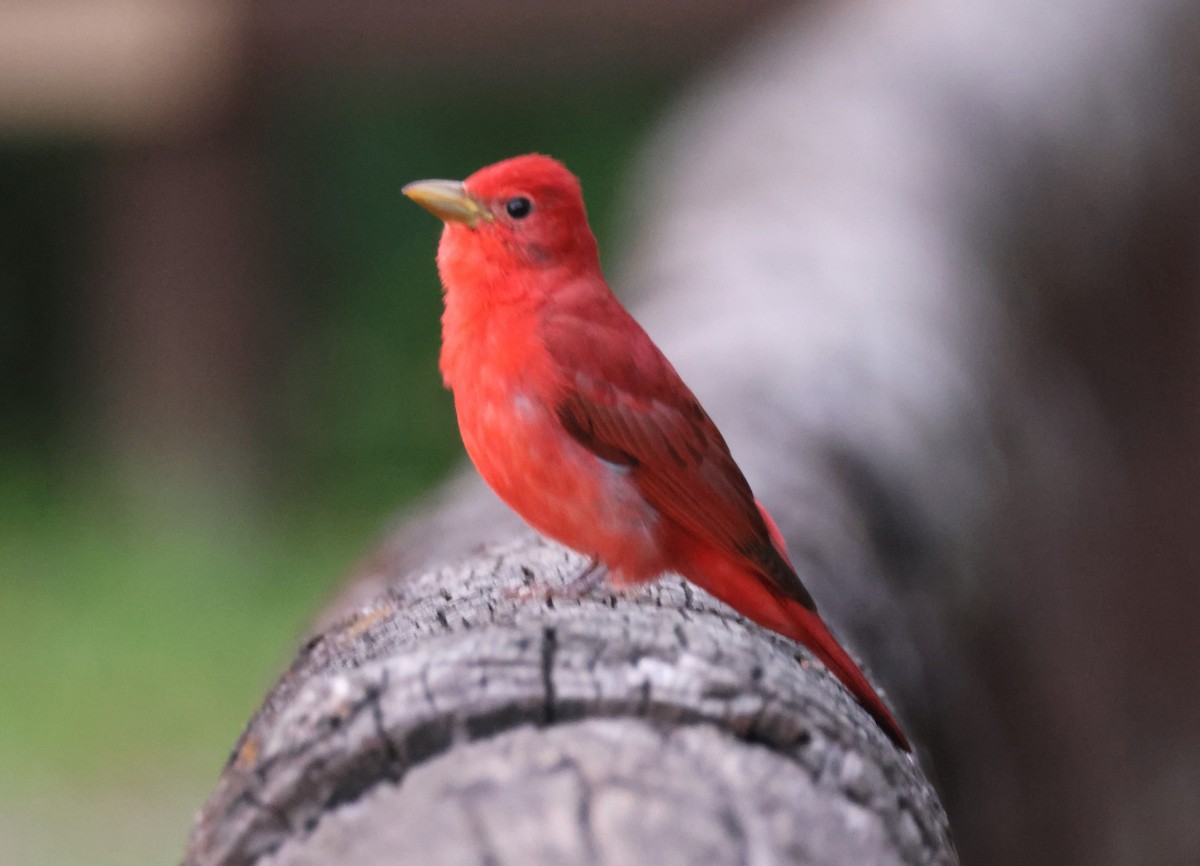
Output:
[{"xmin": 0, "ymin": 2, "xmax": 242, "ymax": 137}]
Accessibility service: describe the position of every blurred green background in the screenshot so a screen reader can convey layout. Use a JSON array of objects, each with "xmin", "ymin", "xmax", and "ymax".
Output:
[
  {"xmin": 0, "ymin": 71, "xmax": 661, "ymax": 866},
  {"xmin": 0, "ymin": 2, "xmax": 784, "ymax": 862}
]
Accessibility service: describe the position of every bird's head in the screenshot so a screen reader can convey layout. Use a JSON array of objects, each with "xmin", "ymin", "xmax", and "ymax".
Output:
[{"xmin": 404, "ymin": 154, "xmax": 600, "ymax": 293}]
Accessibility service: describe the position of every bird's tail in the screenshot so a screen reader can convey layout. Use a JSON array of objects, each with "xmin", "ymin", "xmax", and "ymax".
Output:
[
  {"xmin": 677, "ymin": 517, "xmax": 911, "ymax": 752},
  {"xmin": 753, "ymin": 498, "xmax": 910, "ymax": 750},
  {"xmin": 775, "ymin": 594, "xmax": 911, "ymax": 752}
]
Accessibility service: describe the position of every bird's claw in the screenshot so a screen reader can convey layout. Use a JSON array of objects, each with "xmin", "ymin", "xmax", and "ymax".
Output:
[
  {"xmin": 557, "ymin": 556, "xmax": 610, "ymax": 599},
  {"xmin": 503, "ymin": 556, "xmax": 612, "ymax": 604}
]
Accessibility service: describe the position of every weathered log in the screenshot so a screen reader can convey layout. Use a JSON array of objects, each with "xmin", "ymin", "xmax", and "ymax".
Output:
[{"xmin": 186, "ymin": 538, "xmax": 949, "ymax": 865}]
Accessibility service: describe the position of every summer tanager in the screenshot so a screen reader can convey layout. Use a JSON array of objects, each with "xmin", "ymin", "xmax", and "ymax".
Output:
[{"xmin": 404, "ymin": 154, "xmax": 910, "ymax": 751}]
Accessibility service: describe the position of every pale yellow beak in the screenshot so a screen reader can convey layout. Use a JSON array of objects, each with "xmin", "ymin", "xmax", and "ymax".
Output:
[{"xmin": 402, "ymin": 179, "xmax": 492, "ymax": 228}]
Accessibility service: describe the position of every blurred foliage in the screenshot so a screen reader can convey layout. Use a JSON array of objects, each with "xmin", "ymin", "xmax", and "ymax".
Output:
[
  {"xmin": 0, "ymin": 142, "xmax": 94, "ymax": 455},
  {"xmin": 0, "ymin": 76, "xmax": 668, "ymax": 865}
]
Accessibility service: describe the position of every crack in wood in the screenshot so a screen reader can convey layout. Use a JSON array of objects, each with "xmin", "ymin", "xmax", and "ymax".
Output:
[{"xmin": 541, "ymin": 626, "xmax": 559, "ymax": 725}]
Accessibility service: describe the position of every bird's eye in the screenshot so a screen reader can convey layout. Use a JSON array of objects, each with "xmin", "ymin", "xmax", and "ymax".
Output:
[{"xmin": 505, "ymin": 197, "xmax": 532, "ymax": 219}]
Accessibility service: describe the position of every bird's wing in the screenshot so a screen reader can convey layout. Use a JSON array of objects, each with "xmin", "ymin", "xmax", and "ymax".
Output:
[{"xmin": 541, "ymin": 304, "xmax": 815, "ymax": 610}]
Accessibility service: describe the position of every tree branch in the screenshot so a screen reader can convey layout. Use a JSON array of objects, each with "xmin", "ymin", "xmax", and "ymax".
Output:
[{"xmin": 185, "ymin": 538, "xmax": 950, "ymax": 866}]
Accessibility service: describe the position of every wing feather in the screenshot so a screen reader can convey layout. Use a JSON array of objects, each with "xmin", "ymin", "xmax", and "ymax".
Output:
[{"xmin": 541, "ymin": 300, "xmax": 815, "ymax": 610}]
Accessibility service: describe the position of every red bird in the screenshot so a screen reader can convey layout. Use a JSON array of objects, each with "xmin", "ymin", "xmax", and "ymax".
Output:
[{"xmin": 404, "ymin": 154, "xmax": 910, "ymax": 751}]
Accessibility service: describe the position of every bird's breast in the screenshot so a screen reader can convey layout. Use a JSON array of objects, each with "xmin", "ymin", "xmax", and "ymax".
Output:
[{"xmin": 452, "ymin": 372, "xmax": 664, "ymax": 581}]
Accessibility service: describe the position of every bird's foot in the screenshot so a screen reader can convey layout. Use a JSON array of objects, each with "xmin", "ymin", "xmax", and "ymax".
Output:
[
  {"xmin": 557, "ymin": 556, "xmax": 610, "ymax": 600},
  {"xmin": 504, "ymin": 556, "xmax": 612, "ymax": 604}
]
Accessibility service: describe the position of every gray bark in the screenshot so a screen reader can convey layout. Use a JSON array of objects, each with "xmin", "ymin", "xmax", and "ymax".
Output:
[
  {"xmin": 185, "ymin": 538, "xmax": 949, "ymax": 866},
  {"xmin": 186, "ymin": 0, "xmax": 1200, "ymax": 863}
]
